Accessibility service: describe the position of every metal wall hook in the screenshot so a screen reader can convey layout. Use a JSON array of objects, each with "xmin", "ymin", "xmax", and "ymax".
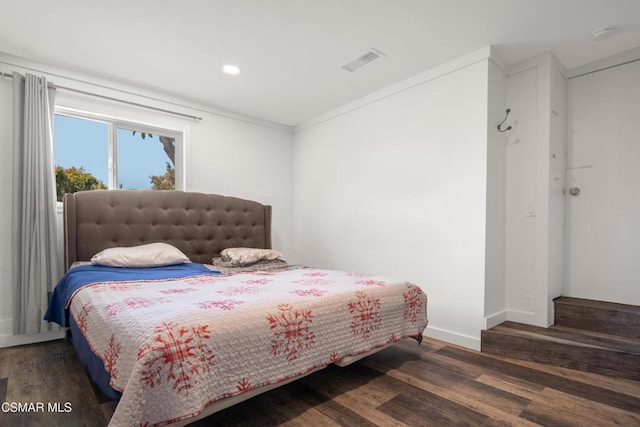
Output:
[{"xmin": 497, "ymin": 108, "xmax": 512, "ymax": 132}]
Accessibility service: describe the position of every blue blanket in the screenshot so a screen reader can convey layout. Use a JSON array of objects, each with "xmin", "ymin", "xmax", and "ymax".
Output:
[{"xmin": 44, "ymin": 263, "xmax": 221, "ymax": 327}]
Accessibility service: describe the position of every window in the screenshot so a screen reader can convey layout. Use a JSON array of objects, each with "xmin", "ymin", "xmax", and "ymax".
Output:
[{"xmin": 53, "ymin": 111, "xmax": 183, "ymax": 201}]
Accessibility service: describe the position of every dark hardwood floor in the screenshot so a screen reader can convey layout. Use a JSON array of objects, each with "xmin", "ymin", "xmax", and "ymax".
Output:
[
  {"xmin": 1, "ymin": 336, "xmax": 639, "ymax": 426},
  {"xmin": 554, "ymin": 297, "xmax": 640, "ymax": 340},
  {"xmin": 481, "ymin": 321, "xmax": 640, "ymax": 381}
]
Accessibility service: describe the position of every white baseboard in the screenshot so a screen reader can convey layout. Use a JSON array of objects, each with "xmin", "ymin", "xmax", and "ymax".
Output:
[
  {"xmin": 484, "ymin": 310, "xmax": 507, "ymax": 329},
  {"xmin": 423, "ymin": 325, "xmax": 480, "ymax": 351},
  {"xmin": 0, "ymin": 330, "xmax": 66, "ymax": 349},
  {"xmin": 505, "ymin": 309, "xmax": 549, "ymax": 327}
]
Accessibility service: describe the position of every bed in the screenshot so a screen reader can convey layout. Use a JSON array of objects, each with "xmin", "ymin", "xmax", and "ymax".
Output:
[{"xmin": 45, "ymin": 190, "xmax": 428, "ymax": 426}]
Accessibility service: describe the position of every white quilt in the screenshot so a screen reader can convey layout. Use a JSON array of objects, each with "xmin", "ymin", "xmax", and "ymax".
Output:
[{"xmin": 68, "ymin": 266, "xmax": 428, "ymax": 426}]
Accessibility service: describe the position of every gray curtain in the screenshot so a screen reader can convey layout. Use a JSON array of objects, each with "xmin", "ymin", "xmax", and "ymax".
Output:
[{"xmin": 12, "ymin": 72, "xmax": 61, "ymax": 335}]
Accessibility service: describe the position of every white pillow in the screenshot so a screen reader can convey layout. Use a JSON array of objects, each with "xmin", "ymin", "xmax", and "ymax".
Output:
[
  {"xmin": 219, "ymin": 247, "xmax": 284, "ymax": 266},
  {"xmin": 91, "ymin": 243, "xmax": 191, "ymax": 267}
]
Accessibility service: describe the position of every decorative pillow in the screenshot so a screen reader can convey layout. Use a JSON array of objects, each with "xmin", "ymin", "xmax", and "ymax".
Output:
[
  {"xmin": 209, "ymin": 258, "xmax": 289, "ymax": 274},
  {"xmin": 91, "ymin": 242, "xmax": 191, "ymax": 267},
  {"xmin": 219, "ymin": 247, "xmax": 284, "ymax": 266}
]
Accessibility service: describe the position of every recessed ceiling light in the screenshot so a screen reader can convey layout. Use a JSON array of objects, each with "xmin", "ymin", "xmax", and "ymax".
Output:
[
  {"xmin": 222, "ymin": 64, "xmax": 241, "ymax": 75},
  {"xmin": 591, "ymin": 26, "xmax": 616, "ymax": 41}
]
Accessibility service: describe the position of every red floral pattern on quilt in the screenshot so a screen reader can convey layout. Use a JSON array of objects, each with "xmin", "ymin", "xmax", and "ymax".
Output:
[
  {"xmin": 92, "ymin": 281, "xmax": 143, "ymax": 293},
  {"xmin": 198, "ymin": 299, "xmax": 244, "ymax": 311},
  {"xmin": 290, "ymin": 288, "xmax": 327, "ymax": 297},
  {"xmin": 403, "ymin": 284, "xmax": 426, "ymax": 324},
  {"xmin": 242, "ymin": 278, "xmax": 272, "ymax": 285},
  {"xmin": 217, "ymin": 286, "xmax": 261, "ymax": 296},
  {"xmin": 183, "ymin": 275, "xmax": 224, "ymax": 285},
  {"xmin": 237, "ymin": 377, "xmax": 252, "ymax": 392},
  {"xmin": 67, "ymin": 267, "xmax": 427, "ymax": 426},
  {"xmin": 303, "ymin": 271, "xmax": 327, "ymax": 277},
  {"xmin": 354, "ymin": 279, "xmax": 386, "ymax": 287},
  {"xmin": 267, "ymin": 303, "xmax": 315, "ymax": 362},
  {"xmin": 160, "ymin": 288, "xmax": 197, "ymax": 295},
  {"xmin": 103, "ymin": 335, "xmax": 122, "ymax": 380},
  {"xmin": 292, "ymin": 278, "xmax": 333, "ymax": 286},
  {"xmin": 76, "ymin": 302, "xmax": 94, "ymax": 333},
  {"xmin": 348, "ymin": 290, "xmax": 381, "ymax": 339},
  {"xmin": 139, "ymin": 322, "xmax": 216, "ymax": 396},
  {"xmin": 104, "ymin": 297, "xmax": 169, "ymax": 317}
]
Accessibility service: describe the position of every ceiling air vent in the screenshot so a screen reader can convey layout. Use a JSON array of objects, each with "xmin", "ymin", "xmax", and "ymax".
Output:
[{"xmin": 342, "ymin": 48, "xmax": 386, "ymax": 72}]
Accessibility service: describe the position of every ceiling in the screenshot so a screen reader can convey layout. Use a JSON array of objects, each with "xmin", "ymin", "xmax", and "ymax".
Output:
[{"xmin": 1, "ymin": 0, "xmax": 639, "ymax": 126}]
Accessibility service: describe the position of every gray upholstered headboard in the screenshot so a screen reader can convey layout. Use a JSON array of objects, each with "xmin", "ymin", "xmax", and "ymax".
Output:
[{"xmin": 63, "ymin": 190, "xmax": 272, "ymax": 270}]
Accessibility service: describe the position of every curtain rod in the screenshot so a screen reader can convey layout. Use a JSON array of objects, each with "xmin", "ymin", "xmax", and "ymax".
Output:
[{"xmin": 1, "ymin": 71, "xmax": 202, "ymax": 121}]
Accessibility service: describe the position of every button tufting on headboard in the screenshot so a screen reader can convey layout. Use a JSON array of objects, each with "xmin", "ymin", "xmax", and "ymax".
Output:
[{"xmin": 63, "ymin": 190, "xmax": 272, "ymax": 270}]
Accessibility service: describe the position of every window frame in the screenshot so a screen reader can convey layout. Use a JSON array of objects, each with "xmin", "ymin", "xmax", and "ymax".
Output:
[{"xmin": 54, "ymin": 106, "xmax": 185, "ymax": 192}]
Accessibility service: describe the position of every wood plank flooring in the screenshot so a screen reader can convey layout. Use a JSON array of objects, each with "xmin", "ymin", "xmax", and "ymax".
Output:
[
  {"xmin": 1, "ymin": 336, "xmax": 639, "ymax": 426},
  {"xmin": 481, "ymin": 321, "xmax": 640, "ymax": 381},
  {"xmin": 554, "ymin": 297, "xmax": 640, "ymax": 340}
]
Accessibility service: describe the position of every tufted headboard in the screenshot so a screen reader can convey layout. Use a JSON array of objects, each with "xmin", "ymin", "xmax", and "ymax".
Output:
[{"xmin": 63, "ymin": 190, "xmax": 272, "ymax": 270}]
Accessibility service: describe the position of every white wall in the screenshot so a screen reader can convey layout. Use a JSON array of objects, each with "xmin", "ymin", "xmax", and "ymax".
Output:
[
  {"xmin": 504, "ymin": 53, "xmax": 567, "ymax": 327},
  {"xmin": 504, "ymin": 64, "xmax": 538, "ymax": 323},
  {"xmin": 294, "ymin": 49, "xmax": 492, "ymax": 349},
  {"xmin": 0, "ymin": 53, "xmax": 294, "ymax": 341},
  {"xmin": 547, "ymin": 61, "xmax": 567, "ymax": 323},
  {"xmin": 483, "ymin": 59, "xmax": 507, "ymax": 328},
  {"xmin": 565, "ymin": 55, "xmax": 640, "ymax": 306},
  {"xmin": 186, "ymin": 115, "xmax": 293, "ymax": 254}
]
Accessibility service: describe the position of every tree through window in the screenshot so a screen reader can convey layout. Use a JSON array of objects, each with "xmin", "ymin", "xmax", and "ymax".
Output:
[{"xmin": 54, "ymin": 113, "xmax": 182, "ymax": 201}]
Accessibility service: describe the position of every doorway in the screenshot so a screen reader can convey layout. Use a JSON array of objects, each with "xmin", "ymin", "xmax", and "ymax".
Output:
[{"xmin": 565, "ymin": 59, "xmax": 640, "ymax": 306}]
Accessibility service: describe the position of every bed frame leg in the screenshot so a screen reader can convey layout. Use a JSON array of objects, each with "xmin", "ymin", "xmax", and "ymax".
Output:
[{"xmin": 412, "ymin": 333, "xmax": 423, "ymax": 345}]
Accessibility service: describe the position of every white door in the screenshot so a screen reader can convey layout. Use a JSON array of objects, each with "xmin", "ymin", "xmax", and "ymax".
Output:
[{"xmin": 565, "ymin": 60, "xmax": 640, "ymax": 306}]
